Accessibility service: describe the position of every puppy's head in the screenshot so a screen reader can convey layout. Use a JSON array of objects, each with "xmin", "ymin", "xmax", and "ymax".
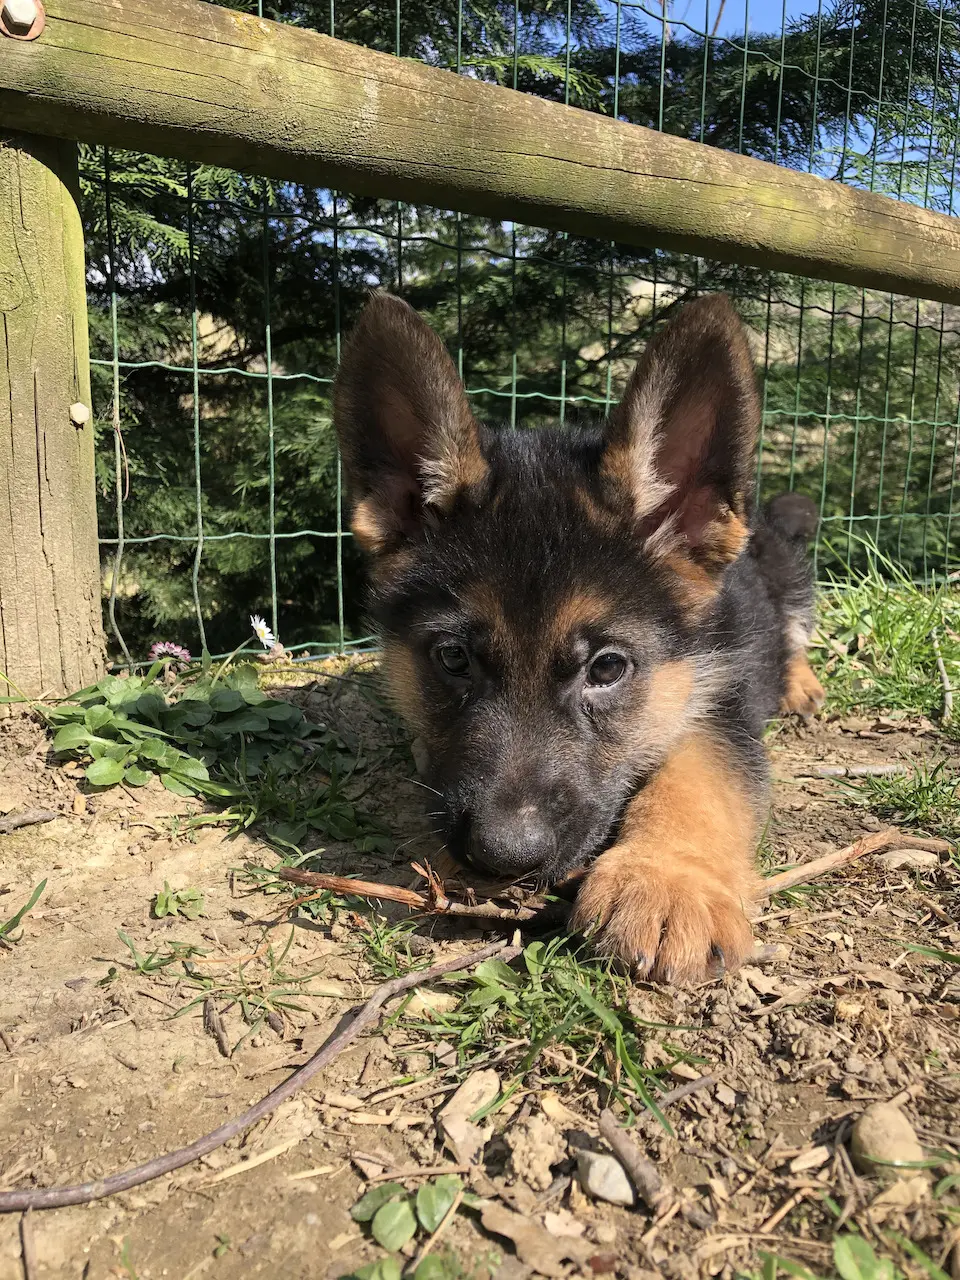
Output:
[{"xmin": 334, "ymin": 294, "xmax": 759, "ymax": 883}]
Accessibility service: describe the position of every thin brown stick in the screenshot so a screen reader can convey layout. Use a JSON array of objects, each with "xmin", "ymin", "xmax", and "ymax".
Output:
[
  {"xmin": 278, "ymin": 869, "xmax": 429, "ymax": 910},
  {"xmin": 19, "ymin": 1211, "xmax": 37, "ymax": 1280},
  {"xmin": 758, "ymin": 827, "xmax": 951, "ymax": 899},
  {"xmin": 799, "ymin": 764, "xmax": 908, "ymax": 779},
  {"xmin": 279, "ymin": 827, "xmax": 952, "ymax": 934},
  {"xmin": 0, "ymin": 810, "xmax": 58, "ymax": 837},
  {"xmin": 0, "ymin": 940, "xmax": 517, "ymax": 1213},
  {"xmin": 276, "ymin": 866, "xmax": 568, "ymax": 926},
  {"xmin": 598, "ymin": 1109, "xmax": 672, "ymax": 1213},
  {"xmin": 367, "ymin": 1163, "xmax": 471, "ymax": 1184},
  {"xmin": 932, "ymin": 631, "xmax": 953, "ymax": 726},
  {"xmin": 657, "ymin": 1075, "xmax": 716, "ymax": 1107}
]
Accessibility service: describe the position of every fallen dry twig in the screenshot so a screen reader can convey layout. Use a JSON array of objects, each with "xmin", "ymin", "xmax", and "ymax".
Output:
[
  {"xmin": 278, "ymin": 826, "xmax": 951, "ymax": 932},
  {"xmin": 0, "ymin": 940, "xmax": 517, "ymax": 1213},
  {"xmin": 758, "ymin": 827, "xmax": 951, "ymax": 898},
  {"xmin": 932, "ymin": 630, "xmax": 953, "ymax": 726},
  {"xmin": 276, "ymin": 865, "xmax": 569, "ymax": 928},
  {"xmin": 598, "ymin": 1108, "xmax": 672, "ymax": 1214},
  {"xmin": 19, "ymin": 1211, "xmax": 37, "ymax": 1280},
  {"xmin": 799, "ymin": 763, "xmax": 908, "ymax": 778},
  {"xmin": 657, "ymin": 1074, "xmax": 716, "ymax": 1107},
  {"xmin": 0, "ymin": 809, "xmax": 58, "ymax": 837}
]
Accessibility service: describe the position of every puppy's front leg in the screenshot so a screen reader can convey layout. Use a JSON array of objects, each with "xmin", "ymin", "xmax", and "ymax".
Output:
[{"xmin": 571, "ymin": 731, "xmax": 761, "ymax": 983}]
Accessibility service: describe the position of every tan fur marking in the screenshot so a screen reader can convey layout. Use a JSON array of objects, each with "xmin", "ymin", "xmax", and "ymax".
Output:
[
  {"xmin": 351, "ymin": 498, "xmax": 390, "ymax": 554},
  {"xmin": 381, "ymin": 640, "xmax": 426, "ymax": 733},
  {"xmin": 701, "ymin": 508, "xmax": 749, "ymax": 567},
  {"xmin": 662, "ymin": 551, "xmax": 720, "ymax": 621},
  {"xmin": 572, "ymin": 730, "xmax": 759, "ymax": 983},
  {"xmin": 597, "ymin": 658, "xmax": 696, "ymax": 773},
  {"xmin": 574, "ymin": 485, "xmax": 618, "ymax": 531},
  {"xmin": 780, "ymin": 653, "xmax": 825, "ymax": 718},
  {"xmin": 545, "ymin": 591, "xmax": 610, "ymax": 648},
  {"xmin": 422, "ymin": 430, "xmax": 489, "ymax": 512}
]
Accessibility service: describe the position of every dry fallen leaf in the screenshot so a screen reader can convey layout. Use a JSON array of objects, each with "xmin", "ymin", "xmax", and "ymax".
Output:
[
  {"xmin": 479, "ymin": 1203, "xmax": 593, "ymax": 1277},
  {"xmin": 540, "ymin": 1090, "xmax": 584, "ymax": 1131},
  {"xmin": 739, "ymin": 966, "xmax": 784, "ymax": 997}
]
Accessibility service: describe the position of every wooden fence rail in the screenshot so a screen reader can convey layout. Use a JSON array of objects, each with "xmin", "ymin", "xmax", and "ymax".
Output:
[{"xmin": 2, "ymin": 0, "xmax": 960, "ymax": 303}]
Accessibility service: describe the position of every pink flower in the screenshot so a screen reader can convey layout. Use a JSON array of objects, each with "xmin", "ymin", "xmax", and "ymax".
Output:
[{"xmin": 149, "ymin": 641, "xmax": 192, "ymax": 670}]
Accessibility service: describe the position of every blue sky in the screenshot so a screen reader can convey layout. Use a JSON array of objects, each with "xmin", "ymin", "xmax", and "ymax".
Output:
[{"xmin": 642, "ymin": 0, "xmax": 814, "ymax": 42}]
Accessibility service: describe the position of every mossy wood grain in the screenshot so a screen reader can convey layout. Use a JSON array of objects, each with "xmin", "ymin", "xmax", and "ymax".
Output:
[
  {"xmin": 0, "ymin": 134, "xmax": 105, "ymax": 702},
  {"xmin": 1, "ymin": 0, "xmax": 960, "ymax": 301}
]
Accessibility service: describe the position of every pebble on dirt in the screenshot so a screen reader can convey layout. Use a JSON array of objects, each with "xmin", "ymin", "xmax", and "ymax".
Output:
[
  {"xmin": 850, "ymin": 1102, "xmax": 925, "ymax": 1178},
  {"xmin": 576, "ymin": 1150, "xmax": 635, "ymax": 1206},
  {"xmin": 876, "ymin": 848, "xmax": 942, "ymax": 871}
]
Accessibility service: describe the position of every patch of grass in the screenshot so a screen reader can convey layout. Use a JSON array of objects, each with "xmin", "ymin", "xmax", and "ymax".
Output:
[
  {"xmin": 0, "ymin": 878, "xmax": 46, "ymax": 945},
  {"xmin": 815, "ymin": 541, "xmax": 960, "ymax": 718},
  {"xmin": 394, "ymin": 936, "xmax": 688, "ymax": 1128},
  {"xmin": 112, "ymin": 931, "xmax": 209, "ymax": 976},
  {"xmin": 174, "ymin": 925, "xmax": 346, "ymax": 1054},
  {"xmin": 362, "ymin": 917, "xmax": 427, "ymax": 979},
  {"xmin": 207, "ymin": 751, "xmax": 393, "ymax": 854},
  {"xmin": 843, "ymin": 759, "xmax": 960, "ymax": 836},
  {"xmin": 28, "ymin": 650, "xmax": 393, "ymax": 857},
  {"xmin": 153, "ymin": 881, "xmax": 204, "ymax": 920}
]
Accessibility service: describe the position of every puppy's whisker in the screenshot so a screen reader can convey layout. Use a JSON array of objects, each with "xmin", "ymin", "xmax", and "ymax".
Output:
[{"xmin": 408, "ymin": 778, "xmax": 444, "ymax": 799}]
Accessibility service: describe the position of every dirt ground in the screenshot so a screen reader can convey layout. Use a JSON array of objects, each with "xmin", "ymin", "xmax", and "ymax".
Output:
[{"xmin": 1, "ymin": 674, "xmax": 959, "ymax": 1280}]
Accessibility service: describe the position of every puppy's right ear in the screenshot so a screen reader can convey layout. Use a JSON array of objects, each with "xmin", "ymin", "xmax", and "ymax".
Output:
[{"xmin": 334, "ymin": 294, "xmax": 488, "ymax": 554}]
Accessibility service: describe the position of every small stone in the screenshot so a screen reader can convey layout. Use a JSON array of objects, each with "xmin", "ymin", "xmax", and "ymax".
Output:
[
  {"xmin": 668, "ymin": 1061, "xmax": 700, "ymax": 1081},
  {"xmin": 592, "ymin": 1222, "xmax": 618, "ymax": 1245},
  {"xmin": 835, "ymin": 997, "xmax": 865, "ymax": 1021},
  {"xmin": 438, "ymin": 1069, "xmax": 499, "ymax": 1123},
  {"xmin": 715, "ymin": 1084, "xmax": 737, "ymax": 1108},
  {"xmin": 576, "ymin": 1150, "xmax": 635, "ymax": 1207},
  {"xmin": 877, "ymin": 848, "xmax": 940, "ymax": 872},
  {"xmin": 850, "ymin": 1103, "xmax": 925, "ymax": 1179}
]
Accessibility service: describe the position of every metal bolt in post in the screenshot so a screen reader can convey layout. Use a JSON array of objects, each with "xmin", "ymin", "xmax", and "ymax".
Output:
[{"xmin": 0, "ymin": 0, "xmax": 45, "ymax": 39}]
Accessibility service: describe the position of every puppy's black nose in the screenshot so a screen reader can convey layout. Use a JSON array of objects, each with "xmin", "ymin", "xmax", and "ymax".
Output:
[{"xmin": 468, "ymin": 804, "xmax": 556, "ymax": 876}]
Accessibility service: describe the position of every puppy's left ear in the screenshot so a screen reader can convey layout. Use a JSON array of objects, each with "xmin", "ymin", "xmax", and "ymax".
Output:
[{"xmin": 602, "ymin": 295, "xmax": 758, "ymax": 576}]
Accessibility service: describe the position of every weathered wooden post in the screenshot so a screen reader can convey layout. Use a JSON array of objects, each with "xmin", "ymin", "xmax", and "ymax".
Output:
[{"xmin": 0, "ymin": 131, "xmax": 106, "ymax": 700}]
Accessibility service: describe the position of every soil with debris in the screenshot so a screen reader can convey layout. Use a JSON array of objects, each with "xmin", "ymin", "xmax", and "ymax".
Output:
[{"xmin": 1, "ymin": 678, "xmax": 959, "ymax": 1280}]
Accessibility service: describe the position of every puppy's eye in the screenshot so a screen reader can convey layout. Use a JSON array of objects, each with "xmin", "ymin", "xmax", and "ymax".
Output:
[
  {"xmin": 435, "ymin": 643, "xmax": 471, "ymax": 677},
  {"xmin": 587, "ymin": 652, "xmax": 628, "ymax": 687}
]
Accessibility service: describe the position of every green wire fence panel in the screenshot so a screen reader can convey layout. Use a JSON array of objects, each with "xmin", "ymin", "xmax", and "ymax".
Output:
[{"xmin": 83, "ymin": 0, "xmax": 960, "ymax": 662}]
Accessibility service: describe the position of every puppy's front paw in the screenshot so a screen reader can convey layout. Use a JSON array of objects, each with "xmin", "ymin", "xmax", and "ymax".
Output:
[
  {"xmin": 780, "ymin": 655, "xmax": 825, "ymax": 718},
  {"xmin": 571, "ymin": 848, "xmax": 754, "ymax": 984}
]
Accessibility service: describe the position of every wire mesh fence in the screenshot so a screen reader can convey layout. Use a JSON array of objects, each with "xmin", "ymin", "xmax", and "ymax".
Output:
[{"xmin": 81, "ymin": 0, "xmax": 960, "ymax": 662}]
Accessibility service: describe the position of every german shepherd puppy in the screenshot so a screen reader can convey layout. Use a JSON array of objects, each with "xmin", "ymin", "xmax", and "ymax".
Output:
[{"xmin": 333, "ymin": 293, "xmax": 823, "ymax": 983}]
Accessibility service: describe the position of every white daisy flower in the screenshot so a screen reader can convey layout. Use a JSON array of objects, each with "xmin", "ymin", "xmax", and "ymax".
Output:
[{"xmin": 250, "ymin": 614, "xmax": 276, "ymax": 649}]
